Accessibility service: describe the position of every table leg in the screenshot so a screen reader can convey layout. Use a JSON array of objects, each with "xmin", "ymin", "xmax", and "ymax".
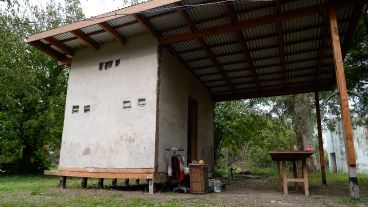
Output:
[
  {"xmin": 302, "ymin": 159, "xmax": 310, "ymax": 196},
  {"xmin": 282, "ymin": 160, "xmax": 288, "ymax": 195},
  {"xmin": 292, "ymin": 161, "xmax": 298, "ymax": 190},
  {"xmin": 277, "ymin": 161, "xmax": 282, "ymax": 189}
]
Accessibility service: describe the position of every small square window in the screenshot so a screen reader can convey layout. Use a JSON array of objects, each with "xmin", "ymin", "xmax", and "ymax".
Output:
[
  {"xmin": 72, "ymin": 105, "xmax": 79, "ymax": 113},
  {"xmin": 115, "ymin": 59, "xmax": 120, "ymax": 67},
  {"xmin": 138, "ymin": 98, "xmax": 146, "ymax": 107},
  {"xmin": 84, "ymin": 105, "xmax": 91, "ymax": 113},
  {"xmin": 105, "ymin": 61, "xmax": 113, "ymax": 69},
  {"xmin": 99, "ymin": 62, "xmax": 104, "ymax": 70},
  {"xmin": 123, "ymin": 101, "xmax": 131, "ymax": 109}
]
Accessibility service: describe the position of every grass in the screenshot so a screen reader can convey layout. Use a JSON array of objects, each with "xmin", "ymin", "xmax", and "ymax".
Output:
[{"xmin": 0, "ymin": 172, "xmax": 367, "ymax": 206}]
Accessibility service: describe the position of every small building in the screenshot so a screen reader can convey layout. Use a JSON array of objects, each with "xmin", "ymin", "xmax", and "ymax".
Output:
[
  {"xmin": 325, "ymin": 119, "xmax": 368, "ymax": 173},
  {"xmin": 28, "ymin": 0, "xmax": 365, "ymax": 196}
]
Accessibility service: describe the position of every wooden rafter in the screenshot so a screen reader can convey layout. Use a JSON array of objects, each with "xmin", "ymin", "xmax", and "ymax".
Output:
[
  {"xmin": 188, "ymin": 47, "xmax": 320, "ymax": 64},
  {"xmin": 215, "ymin": 82, "xmax": 334, "ymax": 101},
  {"xmin": 29, "ymin": 40, "xmax": 69, "ymax": 61},
  {"xmin": 71, "ymin": 30, "xmax": 99, "ymax": 50},
  {"xmin": 205, "ymin": 70, "xmax": 332, "ymax": 84},
  {"xmin": 275, "ymin": 0, "xmax": 288, "ymax": 87},
  {"xmin": 341, "ymin": 6, "xmax": 363, "ymax": 56},
  {"xmin": 224, "ymin": 2, "xmax": 260, "ymax": 89},
  {"xmin": 98, "ymin": 22, "xmax": 125, "ymax": 44},
  {"xmin": 199, "ymin": 63, "xmax": 334, "ymax": 78},
  {"xmin": 193, "ymin": 55, "xmax": 333, "ymax": 72},
  {"xmin": 44, "ymin": 37, "xmax": 74, "ymax": 55},
  {"xmin": 160, "ymin": 0, "xmax": 365, "ymax": 44},
  {"xmin": 176, "ymin": 2, "xmax": 236, "ymax": 93},
  {"xmin": 314, "ymin": 16, "xmax": 330, "ymax": 84},
  {"xmin": 134, "ymin": 13, "xmax": 161, "ymax": 37}
]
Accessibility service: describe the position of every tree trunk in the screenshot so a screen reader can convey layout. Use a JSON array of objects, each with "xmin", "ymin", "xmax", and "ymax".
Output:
[
  {"xmin": 291, "ymin": 94, "xmax": 316, "ymax": 171},
  {"xmin": 20, "ymin": 146, "xmax": 34, "ymax": 174}
]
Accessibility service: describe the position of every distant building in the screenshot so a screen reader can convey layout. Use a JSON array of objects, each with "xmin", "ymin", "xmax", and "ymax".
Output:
[{"xmin": 324, "ymin": 119, "xmax": 368, "ymax": 173}]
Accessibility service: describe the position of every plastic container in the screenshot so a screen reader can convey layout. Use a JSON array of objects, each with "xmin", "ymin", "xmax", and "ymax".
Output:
[{"xmin": 214, "ymin": 178, "xmax": 222, "ymax": 193}]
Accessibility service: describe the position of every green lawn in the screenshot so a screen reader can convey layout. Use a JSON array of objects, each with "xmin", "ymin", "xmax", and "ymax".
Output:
[{"xmin": 0, "ymin": 172, "xmax": 367, "ymax": 207}]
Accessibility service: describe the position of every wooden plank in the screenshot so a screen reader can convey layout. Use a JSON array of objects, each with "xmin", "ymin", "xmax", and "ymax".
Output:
[
  {"xmin": 71, "ymin": 30, "xmax": 99, "ymax": 50},
  {"xmin": 58, "ymin": 167, "xmax": 155, "ymax": 174},
  {"xmin": 44, "ymin": 37, "xmax": 74, "ymax": 55},
  {"xmin": 98, "ymin": 22, "xmax": 125, "ymax": 44},
  {"xmin": 160, "ymin": 0, "xmax": 365, "ymax": 44},
  {"xmin": 315, "ymin": 92, "xmax": 327, "ymax": 185},
  {"xmin": 44, "ymin": 170, "xmax": 60, "ymax": 176},
  {"xmin": 59, "ymin": 171, "xmax": 153, "ymax": 179},
  {"xmin": 29, "ymin": 41, "xmax": 67, "ymax": 60},
  {"xmin": 329, "ymin": 8, "xmax": 357, "ymax": 166},
  {"xmin": 286, "ymin": 178, "xmax": 305, "ymax": 183}
]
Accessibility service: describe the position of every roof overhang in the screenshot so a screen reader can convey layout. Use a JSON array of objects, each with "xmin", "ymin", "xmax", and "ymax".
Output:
[{"xmin": 27, "ymin": 0, "xmax": 366, "ymax": 101}]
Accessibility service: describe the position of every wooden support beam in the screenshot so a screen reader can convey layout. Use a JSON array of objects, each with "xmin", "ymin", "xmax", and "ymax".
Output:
[
  {"xmin": 71, "ymin": 30, "xmax": 99, "ymax": 50},
  {"xmin": 98, "ymin": 178, "xmax": 104, "ymax": 188},
  {"xmin": 199, "ymin": 63, "xmax": 334, "ymax": 78},
  {"xmin": 275, "ymin": 0, "xmax": 288, "ymax": 87},
  {"xmin": 98, "ymin": 22, "xmax": 125, "ymax": 44},
  {"xmin": 341, "ymin": 6, "xmax": 363, "ymax": 57},
  {"xmin": 314, "ymin": 92, "xmax": 327, "ymax": 186},
  {"xmin": 81, "ymin": 177, "xmax": 88, "ymax": 188},
  {"xmin": 314, "ymin": 19, "xmax": 330, "ymax": 84},
  {"xmin": 29, "ymin": 41, "xmax": 68, "ymax": 61},
  {"xmin": 160, "ymin": 0, "xmax": 365, "ymax": 44},
  {"xmin": 225, "ymin": 3, "xmax": 260, "ymax": 89},
  {"xmin": 214, "ymin": 82, "xmax": 334, "ymax": 101},
  {"xmin": 44, "ymin": 37, "xmax": 74, "ymax": 55},
  {"xmin": 135, "ymin": 13, "xmax": 160, "ymax": 37},
  {"xmin": 329, "ymin": 7, "xmax": 359, "ymax": 199},
  {"xmin": 176, "ymin": 2, "xmax": 236, "ymax": 92}
]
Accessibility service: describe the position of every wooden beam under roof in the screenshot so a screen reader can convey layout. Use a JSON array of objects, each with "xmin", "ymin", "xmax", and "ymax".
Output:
[
  {"xmin": 30, "ymin": 40, "xmax": 69, "ymax": 61},
  {"xmin": 176, "ymin": 1, "xmax": 236, "ymax": 93},
  {"xmin": 214, "ymin": 82, "xmax": 334, "ymax": 101},
  {"xmin": 98, "ymin": 22, "xmax": 125, "ymax": 44},
  {"xmin": 44, "ymin": 37, "xmax": 74, "ymax": 55},
  {"xmin": 71, "ymin": 30, "xmax": 99, "ymax": 50},
  {"xmin": 134, "ymin": 13, "xmax": 160, "ymax": 37},
  {"xmin": 224, "ymin": 2, "xmax": 260, "ymax": 90},
  {"xmin": 160, "ymin": 0, "xmax": 366, "ymax": 44},
  {"xmin": 275, "ymin": 0, "xmax": 288, "ymax": 87}
]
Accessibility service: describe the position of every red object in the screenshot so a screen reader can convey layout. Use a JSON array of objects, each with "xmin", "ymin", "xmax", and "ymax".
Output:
[{"xmin": 306, "ymin": 146, "xmax": 312, "ymax": 152}]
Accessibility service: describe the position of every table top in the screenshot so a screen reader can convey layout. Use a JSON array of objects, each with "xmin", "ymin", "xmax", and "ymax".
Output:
[{"xmin": 269, "ymin": 151, "xmax": 314, "ymax": 161}]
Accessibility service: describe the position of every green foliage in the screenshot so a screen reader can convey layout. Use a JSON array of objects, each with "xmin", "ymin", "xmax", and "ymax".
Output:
[
  {"xmin": 0, "ymin": 0, "xmax": 84, "ymax": 173},
  {"xmin": 214, "ymin": 101, "xmax": 294, "ymax": 170}
]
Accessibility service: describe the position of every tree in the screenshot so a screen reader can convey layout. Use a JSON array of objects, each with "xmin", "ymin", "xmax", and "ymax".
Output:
[{"xmin": 0, "ymin": 0, "xmax": 84, "ymax": 173}]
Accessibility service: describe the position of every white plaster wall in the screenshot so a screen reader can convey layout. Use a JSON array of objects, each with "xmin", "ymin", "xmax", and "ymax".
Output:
[
  {"xmin": 157, "ymin": 48, "xmax": 214, "ymax": 173},
  {"xmin": 59, "ymin": 35, "xmax": 158, "ymax": 169},
  {"xmin": 324, "ymin": 120, "xmax": 368, "ymax": 173}
]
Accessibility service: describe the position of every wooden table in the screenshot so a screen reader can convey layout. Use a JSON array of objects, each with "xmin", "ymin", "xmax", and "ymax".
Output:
[{"xmin": 269, "ymin": 151, "xmax": 314, "ymax": 196}]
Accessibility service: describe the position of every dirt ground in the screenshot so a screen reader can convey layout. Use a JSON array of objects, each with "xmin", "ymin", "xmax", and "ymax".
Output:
[{"xmin": 1, "ymin": 174, "xmax": 367, "ymax": 207}]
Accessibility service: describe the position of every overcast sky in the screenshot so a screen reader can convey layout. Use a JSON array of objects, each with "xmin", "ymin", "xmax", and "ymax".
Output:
[{"xmin": 30, "ymin": 0, "xmax": 128, "ymax": 18}]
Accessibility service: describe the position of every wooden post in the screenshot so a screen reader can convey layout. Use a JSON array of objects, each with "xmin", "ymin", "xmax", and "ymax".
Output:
[
  {"xmin": 302, "ymin": 159, "xmax": 310, "ymax": 196},
  {"xmin": 81, "ymin": 177, "xmax": 88, "ymax": 188},
  {"xmin": 60, "ymin": 176, "xmax": 67, "ymax": 189},
  {"xmin": 329, "ymin": 7, "xmax": 359, "ymax": 199},
  {"xmin": 315, "ymin": 92, "xmax": 327, "ymax": 185},
  {"xmin": 124, "ymin": 179, "xmax": 129, "ymax": 186},
  {"xmin": 98, "ymin": 178, "xmax": 104, "ymax": 188},
  {"xmin": 112, "ymin": 179, "xmax": 117, "ymax": 189},
  {"xmin": 282, "ymin": 161, "xmax": 288, "ymax": 195}
]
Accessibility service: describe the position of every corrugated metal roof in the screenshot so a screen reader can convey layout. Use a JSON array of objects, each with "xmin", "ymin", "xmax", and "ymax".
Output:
[{"xmin": 28, "ymin": 0, "xmax": 363, "ymax": 101}]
